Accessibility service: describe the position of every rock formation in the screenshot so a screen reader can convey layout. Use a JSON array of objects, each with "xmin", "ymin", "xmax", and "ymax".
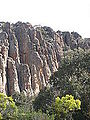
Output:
[
  {"xmin": 0, "ymin": 22, "xmax": 89, "ymax": 96},
  {"xmin": 57, "ymin": 31, "xmax": 90, "ymax": 50}
]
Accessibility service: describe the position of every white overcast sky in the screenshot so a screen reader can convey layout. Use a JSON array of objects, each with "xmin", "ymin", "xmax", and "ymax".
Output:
[{"xmin": 0, "ymin": 0, "xmax": 90, "ymax": 38}]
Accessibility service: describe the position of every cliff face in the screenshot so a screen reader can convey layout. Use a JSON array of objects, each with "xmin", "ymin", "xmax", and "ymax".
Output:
[
  {"xmin": 0, "ymin": 22, "xmax": 90, "ymax": 96},
  {"xmin": 0, "ymin": 22, "xmax": 64, "ymax": 96}
]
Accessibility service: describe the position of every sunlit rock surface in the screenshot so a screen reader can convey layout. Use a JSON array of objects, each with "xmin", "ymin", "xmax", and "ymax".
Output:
[{"xmin": 0, "ymin": 22, "xmax": 89, "ymax": 96}]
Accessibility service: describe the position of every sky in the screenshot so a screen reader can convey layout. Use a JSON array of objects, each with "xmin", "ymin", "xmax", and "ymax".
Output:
[{"xmin": 0, "ymin": 0, "xmax": 90, "ymax": 38}]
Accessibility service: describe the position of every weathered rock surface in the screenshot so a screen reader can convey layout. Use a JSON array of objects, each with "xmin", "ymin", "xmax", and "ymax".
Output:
[
  {"xmin": 7, "ymin": 57, "xmax": 20, "ymax": 95},
  {"xmin": 0, "ymin": 22, "xmax": 89, "ymax": 96},
  {"xmin": 57, "ymin": 31, "xmax": 90, "ymax": 50}
]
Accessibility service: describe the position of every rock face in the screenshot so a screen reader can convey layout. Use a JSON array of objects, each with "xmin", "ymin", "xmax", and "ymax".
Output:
[
  {"xmin": 7, "ymin": 57, "xmax": 20, "ymax": 95},
  {"xmin": 0, "ymin": 22, "xmax": 89, "ymax": 96},
  {"xmin": 0, "ymin": 22, "xmax": 64, "ymax": 96},
  {"xmin": 57, "ymin": 31, "xmax": 90, "ymax": 50}
]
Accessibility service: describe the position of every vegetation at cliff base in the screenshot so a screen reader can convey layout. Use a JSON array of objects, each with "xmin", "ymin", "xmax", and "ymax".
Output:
[
  {"xmin": 0, "ymin": 93, "xmax": 17, "ymax": 119},
  {"xmin": 33, "ymin": 48, "xmax": 90, "ymax": 120},
  {"xmin": 50, "ymin": 48, "xmax": 90, "ymax": 120}
]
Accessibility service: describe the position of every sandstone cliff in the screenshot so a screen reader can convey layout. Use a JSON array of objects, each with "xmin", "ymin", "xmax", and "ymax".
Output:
[{"xmin": 0, "ymin": 22, "xmax": 89, "ymax": 96}]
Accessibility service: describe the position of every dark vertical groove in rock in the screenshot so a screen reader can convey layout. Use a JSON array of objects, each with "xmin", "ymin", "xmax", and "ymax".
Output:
[{"xmin": 6, "ymin": 61, "xmax": 9, "ymax": 96}]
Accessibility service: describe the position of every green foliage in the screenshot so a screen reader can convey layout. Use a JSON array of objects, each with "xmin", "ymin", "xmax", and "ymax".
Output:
[
  {"xmin": 12, "ymin": 92, "xmax": 34, "ymax": 112},
  {"xmin": 0, "ymin": 92, "xmax": 18, "ymax": 119},
  {"xmin": 12, "ymin": 92, "xmax": 28, "ymax": 105},
  {"xmin": 17, "ymin": 109, "xmax": 54, "ymax": 120},
  {"xmin": 12, "ymin": 92, "xmax": 54, "ymax": 120},
  {"xmin": 54, "ymin": 95, "xmax": 81, "ymax": 120},
  {"xmin": 0, "ymin": 113, "xmax": 2, "ymax": 120},
  {"xmin": 50, "ymin": 48, "xmax": 90, "ymax": 120},
  {"xmin": 33, "ymin": 87, "xmax": 54, "ymax": 113}
]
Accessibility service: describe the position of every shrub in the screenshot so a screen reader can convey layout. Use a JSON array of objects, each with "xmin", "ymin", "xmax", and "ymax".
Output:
[
  {"xmin": 33, "ymin": 87, "xmax": 54, "ymax": 113},
  {"xmin": 17, "ymin": 108, "xmax": 54, "ymax": 120},
  {"xmin": 0, "ymin": 92, "xmax": 18, "ymax": 119},
  {"xmin": 54, "ymin": 95, "xmax": 81, "ymax": 120}
]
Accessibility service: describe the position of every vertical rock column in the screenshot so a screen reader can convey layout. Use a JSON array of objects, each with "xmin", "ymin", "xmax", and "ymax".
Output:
[
  {"xmin": 0, "ymin": 54, "xmax": 7, "ymax": 94},
  {"xmin": 7, "ymin": 57, "xmax": 20, "ymax": 95},
  {"xmin": 0, "ymin": 69, "xmax": 2, "ymax": 92},
  {"xmin": 9, "ymin": 32, "xmax": 20, "ymax": 65},
  {"xmin": 31, "ymin": 64, "xmax": 40, "ymax": 95},
  {"xmin": 18, "ymin": 64, "xmax": 33, "ymax": 96},
  {"xmin": 0, "ymin": 31, "xmax": 9, "ymax": 94}
]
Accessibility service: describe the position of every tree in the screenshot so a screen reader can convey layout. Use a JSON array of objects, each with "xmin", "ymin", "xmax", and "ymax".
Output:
[
  {"xmin": 54, "ymin": 95, "xmax": 81, "ymax": 120},
  {"xmin": 12, "ymin": 92, "xmax": 54, "ymax": 120},
  {"xmin": 0, "ymin": 92, "xmax": 18, "ymax": 119},
  {"xmin": 50, "ymin": 48, "xmax": 90, "ymax": 119},
  {"xmin": 33, "ymin": 87, "xmax": 54, "ymax": 113}
]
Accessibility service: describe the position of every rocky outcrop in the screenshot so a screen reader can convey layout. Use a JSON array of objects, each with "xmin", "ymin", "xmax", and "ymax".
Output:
[
  {"xmin": 57, "ymin": 31, "xmax": 90, "ymax": 50},
  {"xmin": 0, "ymin": 22, "xmax": 89, "ymax": 96}
]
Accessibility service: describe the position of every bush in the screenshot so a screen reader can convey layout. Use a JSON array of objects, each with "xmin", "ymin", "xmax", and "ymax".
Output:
[
  {"xmin": 33, "ymin": 87, "xmax": 54, "ymax": 113},
  {"xmin": 12, "ymin": 92, "xmax": 54, "ymax": 120},
  {"xmin": 17, "ymin": 108, "xmax": 54, "ymax": 120},
  {"xmin": 54, "ymin": 95, "xmax": 81, "ymax": 120},
  {"xmin": 0, "ymin": 92, "xmax": 18, "ymax": 119},
  {"xmin": 50, "ymin": 49, "xmax": 90, "ymax": 119}
]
